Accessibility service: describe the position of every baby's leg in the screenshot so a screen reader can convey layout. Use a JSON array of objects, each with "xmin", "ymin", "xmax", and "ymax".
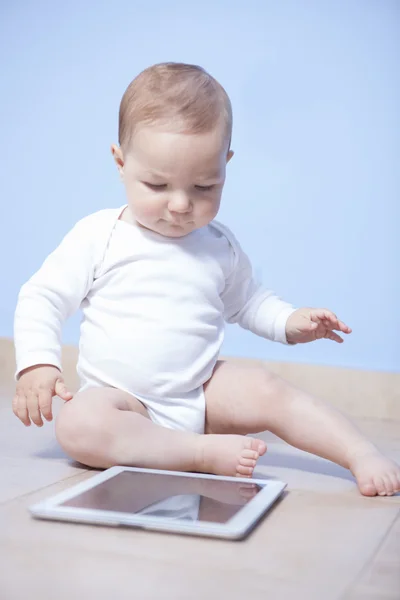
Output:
[
  {"xmin": 55, "ymin": 387, "xmax": 266, "ymax": 476},
  {"xmin": 204, "ymin": 360, "xmax": 400, "ymax": 496}
]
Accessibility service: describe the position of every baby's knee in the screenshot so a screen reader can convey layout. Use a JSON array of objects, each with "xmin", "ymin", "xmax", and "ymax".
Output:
[
  {"xmin": 55, "ymin": 398, "xmax": 110, "ymax": 467},
  {"xmin": 257, "ymin": 366, "xmax": 287, "ymax": 398}
]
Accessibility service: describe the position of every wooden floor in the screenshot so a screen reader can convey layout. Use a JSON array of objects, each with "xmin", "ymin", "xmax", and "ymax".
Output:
[{"xmin": 1, "ymin": 378, "xmax": 399, "ymax": 600}]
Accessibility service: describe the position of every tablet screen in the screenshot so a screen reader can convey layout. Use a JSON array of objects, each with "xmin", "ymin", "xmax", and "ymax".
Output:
[{"xmin": 60, "ymin": 471, "xmax": 263, "ymax": 524}]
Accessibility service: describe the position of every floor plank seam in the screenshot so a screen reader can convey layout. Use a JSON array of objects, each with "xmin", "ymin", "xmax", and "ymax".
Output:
[
  {"xmin": 339, "ymin": 508, "xmax": 400, "ymax": 599},
  {"xmin": 0, "ymin": 469, "xmax": 90, "ymax": 508}
]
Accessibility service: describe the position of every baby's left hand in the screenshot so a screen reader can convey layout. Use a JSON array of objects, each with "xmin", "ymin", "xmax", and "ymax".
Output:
[{"xmin": 286, "ymin": 308, "xmax": 352, "ymax": 345}]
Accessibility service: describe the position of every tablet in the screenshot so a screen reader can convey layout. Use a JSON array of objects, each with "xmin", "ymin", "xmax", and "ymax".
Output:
[{"xmin": 29, "ymin": 466, "xmax": 286, "ymax": 540}]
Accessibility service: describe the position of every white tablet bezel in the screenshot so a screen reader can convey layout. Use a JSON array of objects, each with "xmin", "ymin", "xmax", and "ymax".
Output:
[{"xmin": 29, "ymin": 466, "xmax": 286, "ymax": 540}]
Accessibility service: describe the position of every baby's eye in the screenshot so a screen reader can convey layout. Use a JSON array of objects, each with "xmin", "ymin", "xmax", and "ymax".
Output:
[
  {"xmin": 144, "ymin": 182, "xmax": 167, "ymax": 191},
  {"xmin": 195, "ymin": 184, "xmax": 215, "ymax": 192}
]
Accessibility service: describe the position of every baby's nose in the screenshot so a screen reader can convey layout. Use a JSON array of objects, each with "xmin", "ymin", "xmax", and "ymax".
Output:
[{"xmin": 168, "ymin": 193, "xmax": 192, "ymax": 213}]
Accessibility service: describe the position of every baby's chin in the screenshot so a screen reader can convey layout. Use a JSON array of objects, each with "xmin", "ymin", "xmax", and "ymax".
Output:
[
  {"xmin": 160, "ymin": 222, "xmax": 197, "ymax": 238},
  {"xmin": 145, "ymin": 219, "xmax": 201, "ymax": 238}
]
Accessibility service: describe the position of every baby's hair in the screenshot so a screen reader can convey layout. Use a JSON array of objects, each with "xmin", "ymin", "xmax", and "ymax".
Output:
[{"xmin": 118, "ymin": 62, "xmax": 232, "ymax": 151}]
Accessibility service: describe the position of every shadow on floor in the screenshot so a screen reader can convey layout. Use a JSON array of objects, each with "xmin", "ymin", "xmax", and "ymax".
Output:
[
  {"xmin": 257, "ymin": 448, "xmax": 355, "ymax": 481},
  {"xmin": 34, "ymin": 441, "xmax": 356, "ymax": 482}
]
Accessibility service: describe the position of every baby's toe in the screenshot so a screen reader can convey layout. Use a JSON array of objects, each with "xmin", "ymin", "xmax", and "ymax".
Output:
[
  {"xmin": 237, "ymin": 455, "xmax": 257, "ymax": 477},
  {"xmin": 245, "ymin": 437, "xmax": 267, "ymax": 456},
  {"xmin": 236, "ymin": 464, "xmax": 254, "ymax": 477},
  {"xmin": 375, "ymin": 476, "xmax": 388, "ymax": 496},
  {"xmin": 256, "ymin": 441, "xmax": 267, "ymax": 456},
  {"xmin": 382, "ymin": 475, "xmax": 394, "ymax": 496},
  {"xmin": 241, "ymin": 449, "xmax": 259, "ymax": 461},
  {"xmin": 358, "ymin": 479, "xmax": 377, "ymax": 497},
  {"xmin": 240, "ymin": 458, "xmax": 257, "ymax": 468}
]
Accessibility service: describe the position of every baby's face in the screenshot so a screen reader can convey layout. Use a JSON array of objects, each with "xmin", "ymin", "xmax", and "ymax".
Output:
[{"xmin": 113, "ymin": 125, "xmax": 233, "ymax": 238}]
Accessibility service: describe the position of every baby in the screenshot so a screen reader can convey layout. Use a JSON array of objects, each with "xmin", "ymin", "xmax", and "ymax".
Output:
[{"xmin": 13, "ymin": 62, "xmax": 399, "ymax": 496}]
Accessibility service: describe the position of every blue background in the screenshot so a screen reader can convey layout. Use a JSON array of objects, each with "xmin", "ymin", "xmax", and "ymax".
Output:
[{"xmin": 1, "ymin": 1, "xmax": 399, "ymax": 371}]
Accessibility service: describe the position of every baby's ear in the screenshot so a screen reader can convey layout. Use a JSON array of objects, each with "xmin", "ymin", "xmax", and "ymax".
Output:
[
  {"xmin": 111, "ymin": 144, "xmax": 124, "ymax": 170},
  {"xmin": 227, "ymin": 149, "xmax": 234, "ymax": 163}
]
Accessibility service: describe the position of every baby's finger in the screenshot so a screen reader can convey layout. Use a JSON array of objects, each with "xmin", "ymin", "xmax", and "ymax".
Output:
[
  {"xmin": 322, "ymin": 317, "xmax": 352, "ymax": 334},
  {"xmin": 321, "ymin": 310, "xmax": 339, "ymax": 324},
  {"xmin": 325, "ymin": 330, "xmax": 344, "ymax": 343},
  {"xmin": 314, "ymin": 309, "xmax": 351, "ymax": 333},
  {"xmin": 27, "ymin": 391, "xmax": 43, "ymax": 427},
  {"xmin": 55, "ymin": 379, "xmax": 73, "ymax": 401},
  {"xmin": 14, "ymin": 395, "xmax": 31, "ymax": 426},
  {"xmin": 310, "ymin": 308, "xmax": 337, "ymax": 324},
  {"xmin": 39, "ymin": 390, "xmax": 53, "ymax": 422},
  {"xmin": 335, "ymin": 319, "xmax": 352, "ymax": 334}
]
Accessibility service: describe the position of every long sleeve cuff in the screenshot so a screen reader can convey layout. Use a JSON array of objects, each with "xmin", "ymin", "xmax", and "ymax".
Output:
[
  {"xmin": 272, "ymin": 306, "xmax": 298, "ymax": 344},
  {"xmin": 251, "ymin": 297, "xmax": 297, "ymax": 344},
  {"xmin": 15, "ymin": 351, "xmax": 62, "ymax": 381}
]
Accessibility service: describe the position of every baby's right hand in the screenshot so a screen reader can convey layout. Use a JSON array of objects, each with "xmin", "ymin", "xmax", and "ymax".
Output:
[{"xmin": 12, "ymin": 365, "xmax": 73, "ymax": 427}]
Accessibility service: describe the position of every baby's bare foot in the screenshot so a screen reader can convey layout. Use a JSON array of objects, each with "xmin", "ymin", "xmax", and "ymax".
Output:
[
  {"xmin": 195, "ymin": 435, "xmax": 267, "ymax": 478},
  {"xmin": 349, "ymin": 448, "xmax": 400, "ymax": 496}
]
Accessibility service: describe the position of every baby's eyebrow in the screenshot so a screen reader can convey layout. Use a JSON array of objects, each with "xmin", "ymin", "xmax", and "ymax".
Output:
[
  {"xmin": 142, "ymin": 170, "xmax": 167, "ymax": 179},
  {"xmin": 201, "ymin": 170, "xmax": 223, "ymax": 180},
  {"xmin": 142, "ymin": 169, "xmax": 223, "ymax": 181}
]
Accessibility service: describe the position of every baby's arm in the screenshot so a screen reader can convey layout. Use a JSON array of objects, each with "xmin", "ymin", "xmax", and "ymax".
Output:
[
  {"xmin": 219, "ymin": 227, "xmax": 296, "ymax": 343},
  {"xmin": 220, "ymin": 228, "xmax": 351, "ymax": 345},
  {"xmin": 13, "ymin": 216, "xmax": 96, "ymax": 426}
]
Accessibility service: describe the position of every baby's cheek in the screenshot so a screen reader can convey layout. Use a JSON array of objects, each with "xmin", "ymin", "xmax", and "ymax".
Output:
[
  {"xmin": 198, "ymin": 198, "xmax": 220, "ymax": 221},
  {"xmin": 135, "ymin": 197, "xmax": 164, "ymax": 220}
]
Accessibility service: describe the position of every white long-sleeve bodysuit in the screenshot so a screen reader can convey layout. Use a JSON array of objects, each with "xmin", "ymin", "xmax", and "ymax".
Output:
[{"xmin": 14, "ymin": 206, "xmax": 296, "ymax": 433}]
